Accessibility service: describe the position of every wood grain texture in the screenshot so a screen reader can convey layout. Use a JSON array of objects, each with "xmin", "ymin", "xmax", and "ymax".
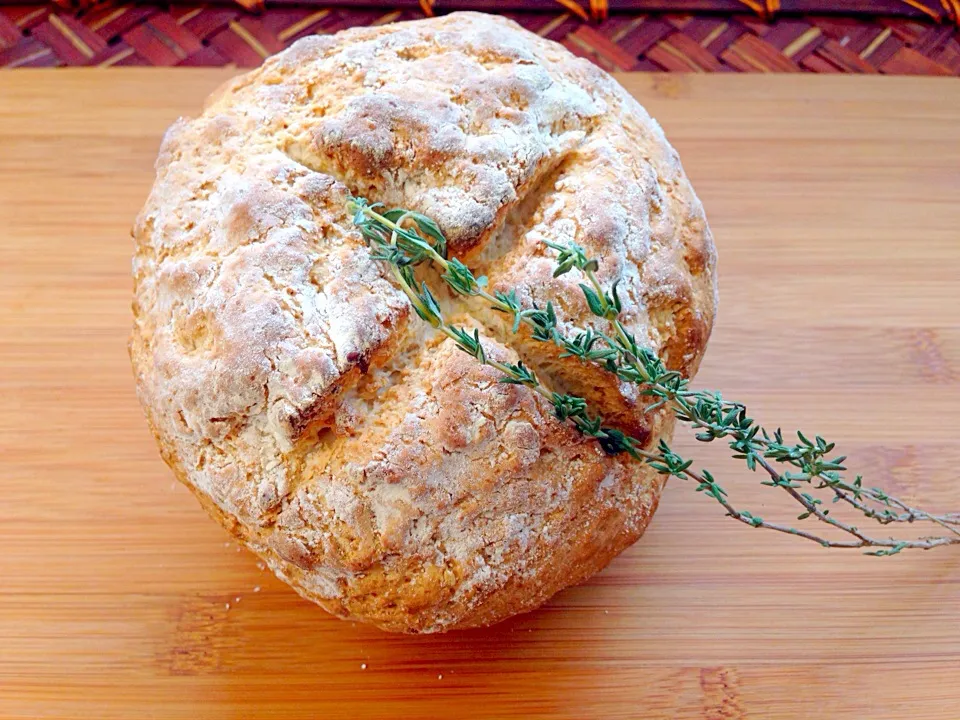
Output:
[{"xmin": 0, "ymin": 70, "xmax": 958, "ymax": 719}]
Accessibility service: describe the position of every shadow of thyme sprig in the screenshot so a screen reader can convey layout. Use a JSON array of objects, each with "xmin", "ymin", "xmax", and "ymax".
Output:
[{"xmin": 347, "ymin": 196, "xmax": 960, "ymax": 555}]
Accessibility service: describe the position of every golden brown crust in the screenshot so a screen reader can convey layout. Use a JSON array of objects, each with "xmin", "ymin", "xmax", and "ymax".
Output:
[{"xmin": 130, "ymin": 12, "xmax": 717, "ymax": 633}]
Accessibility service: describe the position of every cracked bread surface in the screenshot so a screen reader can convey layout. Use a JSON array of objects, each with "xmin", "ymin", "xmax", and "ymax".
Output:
[{"xmin": 130, "ymin": 12, "xmax": 717, "ymax": 633}]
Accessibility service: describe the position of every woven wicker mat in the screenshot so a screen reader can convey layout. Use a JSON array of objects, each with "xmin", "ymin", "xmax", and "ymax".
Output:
[{"xmin": 2, "ymin": 3, "xmax": 959, "ymax": 74}]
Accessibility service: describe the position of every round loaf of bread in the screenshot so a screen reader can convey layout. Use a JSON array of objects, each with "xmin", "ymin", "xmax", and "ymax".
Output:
[{"xmin": 131, "ymin": 12, "xmax": 717, "ymax": 633}]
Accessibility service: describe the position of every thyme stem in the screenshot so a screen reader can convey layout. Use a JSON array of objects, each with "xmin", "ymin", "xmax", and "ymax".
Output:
[{"xmin": 348, "ymin": 196, "xmax": 960, "ymax": 555}]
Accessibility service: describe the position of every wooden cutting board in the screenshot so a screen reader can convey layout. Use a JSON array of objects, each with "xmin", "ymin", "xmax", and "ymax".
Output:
[{"xmin": 1, "ymin": 70, "xmax": 958, "ymax": 720}]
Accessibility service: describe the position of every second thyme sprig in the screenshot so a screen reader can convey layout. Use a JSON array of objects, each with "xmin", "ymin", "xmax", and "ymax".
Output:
[{"xmin": 347, "ymin": 196, "xmax": 960, "ymax": 554}]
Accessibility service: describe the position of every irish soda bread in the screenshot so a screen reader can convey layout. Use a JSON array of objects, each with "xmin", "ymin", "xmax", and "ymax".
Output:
[{"xmin": 131, "ymin": 12, "xmax": 717, "ymax": 633}]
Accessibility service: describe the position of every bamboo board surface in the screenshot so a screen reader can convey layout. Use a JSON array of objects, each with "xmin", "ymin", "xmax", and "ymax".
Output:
[{"xmin": 1, "ymin": 71, "xmax": 959, "ymax": 719}]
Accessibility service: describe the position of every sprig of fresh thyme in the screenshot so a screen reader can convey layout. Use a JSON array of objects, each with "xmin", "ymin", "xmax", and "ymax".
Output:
[{"xmin": 347, "ymin": 197, "xmax": 960, "ymax": 554}]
